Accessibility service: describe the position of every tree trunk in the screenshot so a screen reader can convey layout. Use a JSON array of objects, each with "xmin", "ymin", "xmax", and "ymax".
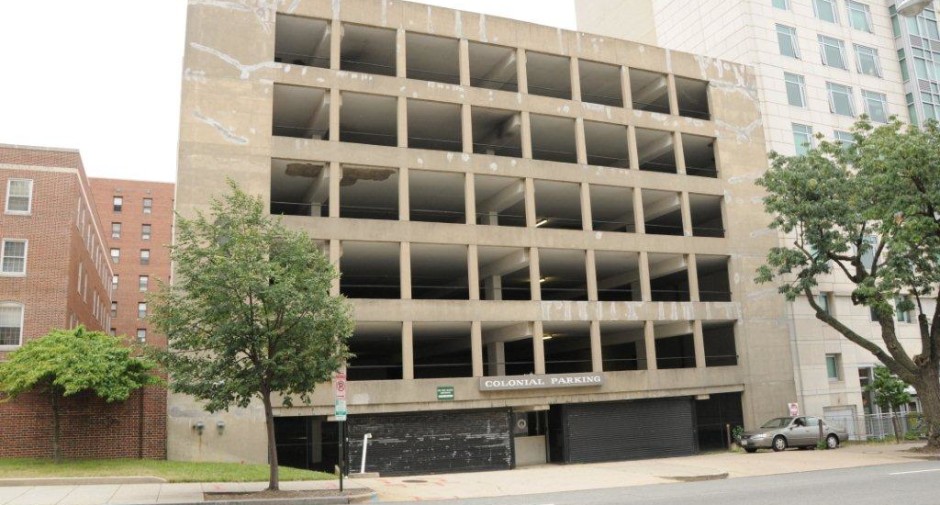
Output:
[
  {"xmin": 261, "ymin": 391, "xmax": 279, "ymax": 491},
  {"xmin": 915, "ymin": 372, "xmax": 940, "ymax": 451},
  {"xmin": 51, "ymin": 393, "xmax": 61, "ymax": 463},
  {"xmin": 891, "ymin": 410, "xmax": 902, "ymax": 444}
]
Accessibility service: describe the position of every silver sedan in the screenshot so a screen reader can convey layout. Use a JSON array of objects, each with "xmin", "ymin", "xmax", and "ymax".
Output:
[{"xmin": 738, "ymin": 416, "xmax": 848, "ymax": 453}]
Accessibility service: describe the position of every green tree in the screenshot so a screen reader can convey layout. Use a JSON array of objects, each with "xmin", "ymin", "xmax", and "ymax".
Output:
[
  {"xmin": 756, "ymin": 118, "xmax": 940, "ymax": 451},
  {"xmin": 866, "ymin": 366, "xmax": 912, "ymax": 442},
  {"xmin": 0, "ymin": 327, "xmax": 160, "ymax": 462},
  {"xmin": 149, "ymin": 182, "xmax": 353, "ymax": 491}
]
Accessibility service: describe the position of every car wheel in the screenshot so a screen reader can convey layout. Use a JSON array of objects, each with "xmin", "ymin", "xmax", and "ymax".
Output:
[
  {"xmin": 772, "ymin": 435, "xmax": 787, "ymax": 452},
  {"xmin": 745, "ymin": 448, "xmax": 757, "ymax": 453},
  {"xmin": 826, "ymin": 434, "xmax": 839, "ymax": 449}
]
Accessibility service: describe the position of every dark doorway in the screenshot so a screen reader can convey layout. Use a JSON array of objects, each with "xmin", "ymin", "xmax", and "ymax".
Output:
[
  {"xmin": 274, "ymin": 416, "xmax": 339, "ymax": 473},
  {"xmin": 695, "ymin": 392, "xmax": 744, "ymax": 450}
]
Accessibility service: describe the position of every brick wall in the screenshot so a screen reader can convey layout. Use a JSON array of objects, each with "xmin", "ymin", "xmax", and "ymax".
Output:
[{"xmin": 347, "ymin": 408, "xmax": 512, "ymax": 475}]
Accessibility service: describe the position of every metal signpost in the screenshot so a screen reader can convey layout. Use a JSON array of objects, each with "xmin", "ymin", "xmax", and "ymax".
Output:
[{"xmin": 333, "ymin": 371, "xmax": 347, "ymax": 491}]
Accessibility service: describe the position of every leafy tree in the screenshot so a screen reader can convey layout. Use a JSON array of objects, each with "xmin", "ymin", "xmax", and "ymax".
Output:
[
  {"xmin": 0, "ymin": 327, "xmax": 160, "ymax": 462},
  {"xmin": 866, "ymin": 366, "xmax": 912, "ymax": 442},
  {"xmin": 150, "ymin": 181, "xmax": 353, "ymax": 491},
  {"xmin": 756, "ymin": 118, "xmax": 940, "ymax": 451}
]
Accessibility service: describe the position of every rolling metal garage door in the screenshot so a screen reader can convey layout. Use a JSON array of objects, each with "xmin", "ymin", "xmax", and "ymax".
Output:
[{"xmin": 561, "ymin": 397, "xmax": 695, "ymax": 463}]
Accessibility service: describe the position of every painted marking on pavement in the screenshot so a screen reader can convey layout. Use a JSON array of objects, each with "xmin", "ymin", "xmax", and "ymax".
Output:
[{"xmin": 889, "ymin": 468, "xmax": 940, "ymax": 476}]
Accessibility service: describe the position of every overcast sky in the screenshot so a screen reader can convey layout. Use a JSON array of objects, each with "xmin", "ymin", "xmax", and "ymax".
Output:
[{"xmin": 0, "ymin": 1, "xmax": 575, "ymax": 183}]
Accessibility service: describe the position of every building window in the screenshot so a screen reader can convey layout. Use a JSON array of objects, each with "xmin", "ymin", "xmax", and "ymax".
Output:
[
  {"xmin": 889, "ymin": 5, "xmax": 902, "ymax": 38},
  {"xmin": 772, "ymin": 0, "xmax": 789, "ymax": 9},
  {"xmin": 863, "ymin": 90, "xmax": 888, "ymax": 123},
  {"xmin": 110, "ymin": 248, "xmax": 120, "ymax": 264},
  {"xmin": 870, "ymin": 306, "xmax": 880, "ymax": 322},
  {"xmin": 826, "ymin": 353, "xmax": 842, "ymax": 380},
  {"xmin": 776, "ymin": 25, "xmax": 800, "ymax": 59},
  {"xmin": 140, "ymin": 249, "xmax": 150, "ymax": 265},
  {"xmin": 827, "ymin": 82, "xmax": 855, "ymax": 116},
  {"xmin": 784, "ymin": 72, "xmax": 806, "ymax": 107},
  {"xmin": 812, "ymin": 0, "xmax": 838, "ymax": 23},
  {"xmin": 143, "ymin": 198, "xmax": 153, "ymax": 214},
  {"xmin": 898, "ymin": 49, "xmax": 910, "ymax": 82},
  {"xmin": 896, "ymin": 296, "xmax": 913, "ymax": 323},
  {"xmin": 113, "ymin": 196, "xmax": 123, "ymax": 212},
  {"xmin": 5, "ymin": 179, "xmax": 33, "ymax": 214},
  {"xmin": 834, "ymin": 130, "xmax": 855, "ymax": 149},
  {"xmin": 854, "ymin": 45, "xmax": 882, "ymax": 77},
  {"xmin": 112, "ymin": 274, "xmax": 119, "ymax": 291},
  {"xmin": 819, "ymin": 35, "xmax": 847, "ymax": 69},
  {"xmin": 138, "ymin": 302, "xmax": 147, "ymax": 319},
  {"xmin": 141, "ymin": 224, "xmax": 152, "ymax": 241},
  {"xmin": 111, "ymin": 301, "xmax": 118, "ymax": 318},
  {"xmin": 110, "ymin": 328, "xmax": 116, "ymax": 336},
  {"xmin": 137, "ymin": 328, "xmax": 147, "ymax": 342},
  {"xmin": 847, "ymin": 1, "xmax": 872, "ymax": 32},
  {"xmin": 817, "ymin": 292, "xmax": 832, "ymax": 315},
  {"xmin": 1, "ymin": 239, "xmax": 27, "ymax": 275},
  {"xmin": 793, "ymin": 123, "xmax": 814, "ymax": 156},
  {"xmin": 139, "ymin": 275, "xmax": 149, "ymax": 292},
  {"xmin": 111, "ymin": 222, "xmax": 122, "ymax": 239},
  {"xmin": 0, "ymin": 303, "xmax": 24, "ymax": 347}
]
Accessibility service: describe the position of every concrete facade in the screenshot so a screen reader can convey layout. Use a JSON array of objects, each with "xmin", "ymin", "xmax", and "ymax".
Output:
[
  {"xmin": 577, "ymin": 0, "xmax": 939, "ymax": 433},
  {"xmin": 175, "ymin": 0, "xmax": 796, "ymax": 468}
]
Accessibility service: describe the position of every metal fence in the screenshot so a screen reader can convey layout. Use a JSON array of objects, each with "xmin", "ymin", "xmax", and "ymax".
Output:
[{"xmin": 823, "ymin": 411, "xmax": 925, "ymax": 441}]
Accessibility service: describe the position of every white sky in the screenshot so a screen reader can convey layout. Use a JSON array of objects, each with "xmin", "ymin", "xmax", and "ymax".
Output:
[{"xmin": 0, "ymin": 1, "xmax": 575, "ymax": 184}]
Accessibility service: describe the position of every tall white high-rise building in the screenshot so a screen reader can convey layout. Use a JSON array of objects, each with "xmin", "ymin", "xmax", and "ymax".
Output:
[{"xmin": 578, "ymin": 0, "xmax": 939, "ymax": 437}]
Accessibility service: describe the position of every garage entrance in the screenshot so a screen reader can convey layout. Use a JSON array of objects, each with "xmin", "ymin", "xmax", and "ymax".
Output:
[{"xmin": 273, "ymin": 416, "xmax": 340, "ymax": 473}]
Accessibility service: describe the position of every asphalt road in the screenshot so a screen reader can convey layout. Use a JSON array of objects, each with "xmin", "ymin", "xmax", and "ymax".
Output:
[{"xmin": 386, "ymin": 460, "xmax": 940, "ymax": 505}]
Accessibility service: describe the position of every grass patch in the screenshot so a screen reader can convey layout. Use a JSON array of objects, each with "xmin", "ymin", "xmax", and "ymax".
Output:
[{"xmin": 0, "ymin": 459, "xmax": 335, "ymax": 483}]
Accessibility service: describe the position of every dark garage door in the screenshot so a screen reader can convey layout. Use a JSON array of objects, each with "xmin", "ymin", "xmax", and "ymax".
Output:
[
  {"xmin": 558, "ymin": 397, "xmax": 695, "ymax": 463},
  {"xmin": 347, "ymin": 408, "xmax": 512, "ymax": 476}
]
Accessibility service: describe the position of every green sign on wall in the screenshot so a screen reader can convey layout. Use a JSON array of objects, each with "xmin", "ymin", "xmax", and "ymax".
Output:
[{"xmin": 437, "ymin": 386, "xmax": 455, "ymax": 401}]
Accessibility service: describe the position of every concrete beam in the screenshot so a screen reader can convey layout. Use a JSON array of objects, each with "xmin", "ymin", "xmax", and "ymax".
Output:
[
  {"xmin": 643, "ymin": 194, "xmax": 681, "ymax": 221},
  {"xmin": 637, "ymin": 133, "xmax": 674, "ymax": 165},
  {"xmin": 482, "ymin": 322, "xmax": 531, "ymax": 344},
  {"xmin": 304, "ymin": 94, "xmax": 331, "ymax": 140},
  {"xmin": 481, "ymin": 51, "xmax": 517, "ymax": 88},
  {"xmin": 480, "ymin": 248, "xmax": 529, "ymax": 278},
  {"xmin": 649, "ymin": 255, "xmax": 688, "ymax": 280},
  {"xmin": 632, "ymin": 75, "xmax": 668, "ymax": 107},
  {"xmin": 478, "ymin": 179, "xmax": 525, "ymax": 213},
  {"xmin": 654, "ymin": 321, "xmax": 694, "ymax": 339}
]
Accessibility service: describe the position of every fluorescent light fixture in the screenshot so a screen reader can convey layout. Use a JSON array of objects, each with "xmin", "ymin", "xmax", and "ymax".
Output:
[
  {"xmin": 539, "ymin": 277, "xmax": 548, "ymax": 283},
  {"xmin": 535, "ymin": 219, "xmax": 549, "ymax": 227},
  {"xmin": 542, "ymin": 334, "xmax": 553, "ymax": 340}
]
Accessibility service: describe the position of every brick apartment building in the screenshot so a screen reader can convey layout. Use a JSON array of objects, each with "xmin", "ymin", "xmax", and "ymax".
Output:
[{"xmin": 0, "ymin": 145, "xmax": 166, "ymax": 459}]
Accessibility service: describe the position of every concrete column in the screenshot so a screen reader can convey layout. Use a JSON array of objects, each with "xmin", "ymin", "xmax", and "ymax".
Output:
[
  {"xmin": 399, "ymin": 166, "xmax": 410, "ymax": 221},
  {"xmin": 402, "ymin": 321, "xmax": 414, "ymax": 380},
  {"xmin": 633, "ymin": 187, "xmax": 645, "ymax": 234},
  {"xmin": 680, "ymin": 191, "xmax": 693, "ymax": 237},
  {"xmin": 516, "ymin": 48, "xmax": 528, "ymax": 94},
  {"xmin": 396, "ymin": 29, "xmax": 407, "ymax": 78},
  {"xmin": 532, "ymin": 321, "xmax": 546, "ymax": 374},
  {"xmin": 524, "ymin": 177, "xmax": 537, "ymax": 227},
  {"xmin": 329, "ymin": 89, "xmax": 341, "ymax": 142},
  {"xmin": 484, "ymin": 276, "xmax": 503, "ymax": 300},
  {"xmin": 330, "ymin": 20, "xmax": 341, "ymax": 71},
  {"xmin": 693, "ymin": 319, "xmax": 706, "ymax": 369},
  {"xmin": 465, "ymin": 172, "xmax": 476, "ymax": 225},
  {"xmin": 570, "ymin": 57, "xmax": 582, "ymax": 102},
  {"xmin": 398, "ymin": 97, "xmax": 408, "ymax": 148},
  {"xmin": 329, "ymin": 240, "xmax": 341, "ymax": 296},
  {"xmin": 590, "ymin": 320, "xmax": 603, "ymax": 373},
  {"xmin": 580, "ymin": 182, "xmax": 592, "ymax": 231},
  {"xmin": 627, "ymin": 125, "xmax": 639, "ymax": 170},
  {"xmin": 459, "ymin": 39, "xmax": 471, "ymax": 86},
  {"xmin": 667, "ymin": 73, "xmax": 679, "ymax": 116},
  {"xmin": 529, "ymin": 247, "xmax": 542, "ymax": 301},
  {"xmin": 461, "ymin": 104, "xmax": 473, "ymax": 154},
  {"xmin": 468, "ymin": 244, "xmax": 480, "ymax": 300},
  {"xmin": 585, "ymin": 249, "xmax": 599, "ymax": 302},
  {"xmin": 400, "ymin": 242, "xmax": 412, "ymax": 300},
  {"xmin": 620, "ymin": 65, "xmax": 632, "ymax": 109},
  {"xmin": 521, "ymin": 112, "xmax": 533, "ymax": 159},
  {"xmin": 575, "ymin": 118, "xmax": 588, "ymax": 164},
  {"xmin": 687, "ymin": 253, "xmax": 701, "ymax": 302},
  {"xmin": 674, "ymin": 131, "xmax": 686, "ymax": 175},
  {"xmin": 638, "ymin": 251, "xmax": 652, "ymax": 301},
  {"xmin": 329, "ymin": 162, "xmax": 341, "ymax": 218},
  {"xmin": 471, "ymin": 320, "xmax": 483, "ymax": 377},
  {"xmin": 487, "ymin": 342, "xmax": 506, "ymax": 375},
  {"xmin": 644, "ymin": 320, "xmax": 657, "ymax": 371}
]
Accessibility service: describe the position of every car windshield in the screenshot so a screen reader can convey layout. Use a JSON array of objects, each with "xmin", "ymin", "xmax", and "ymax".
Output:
[{"xmin": 760, "ymin": 417, "xmax": 792, "ymax": 429}]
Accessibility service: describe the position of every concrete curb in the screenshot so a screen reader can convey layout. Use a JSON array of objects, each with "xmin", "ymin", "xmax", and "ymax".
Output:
[
  {"xmin": 0, "ymin": 476, "xmax": 167, "ymax": 486},
  {"xmin": 659, "ymin": 472, "xmax": 729, "ymax": 482},
  {"xmin": 137, "ymin": 490, "xmax": 377, "ymax": 505}
]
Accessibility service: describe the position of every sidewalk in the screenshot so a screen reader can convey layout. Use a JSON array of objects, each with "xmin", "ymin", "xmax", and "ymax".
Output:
[{"xmin": 0, "ymin": 442, "xmax": 928, "ymax": 505}]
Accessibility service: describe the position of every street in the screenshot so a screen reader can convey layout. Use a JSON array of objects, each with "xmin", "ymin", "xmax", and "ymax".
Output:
[{"xmin": 386, "ymin": 461, "xmax": 940, "ymax": 505}]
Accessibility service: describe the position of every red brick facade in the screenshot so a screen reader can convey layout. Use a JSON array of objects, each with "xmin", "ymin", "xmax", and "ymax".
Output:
[{"xmin": 0, "ymin": 145, "xmax": 167, "ymax": 459}]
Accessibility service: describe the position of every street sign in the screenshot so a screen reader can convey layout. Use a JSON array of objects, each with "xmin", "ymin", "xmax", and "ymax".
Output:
[
  {"xmin": 333, "ymin": 372, "xmax": 347, "ymax": 401},
  {"xmin": 335, "ymin": 399, "xmax": 347, "ymax": 421},
  {"xmin": 437, "ymin": 386, "xmax": 454, "ymax": 401}
]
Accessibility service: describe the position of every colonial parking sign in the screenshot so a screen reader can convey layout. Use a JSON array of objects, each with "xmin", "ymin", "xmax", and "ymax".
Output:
[{"xmin": 334, "ymin": 399, "xmax": 347, "ymax": 421}]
